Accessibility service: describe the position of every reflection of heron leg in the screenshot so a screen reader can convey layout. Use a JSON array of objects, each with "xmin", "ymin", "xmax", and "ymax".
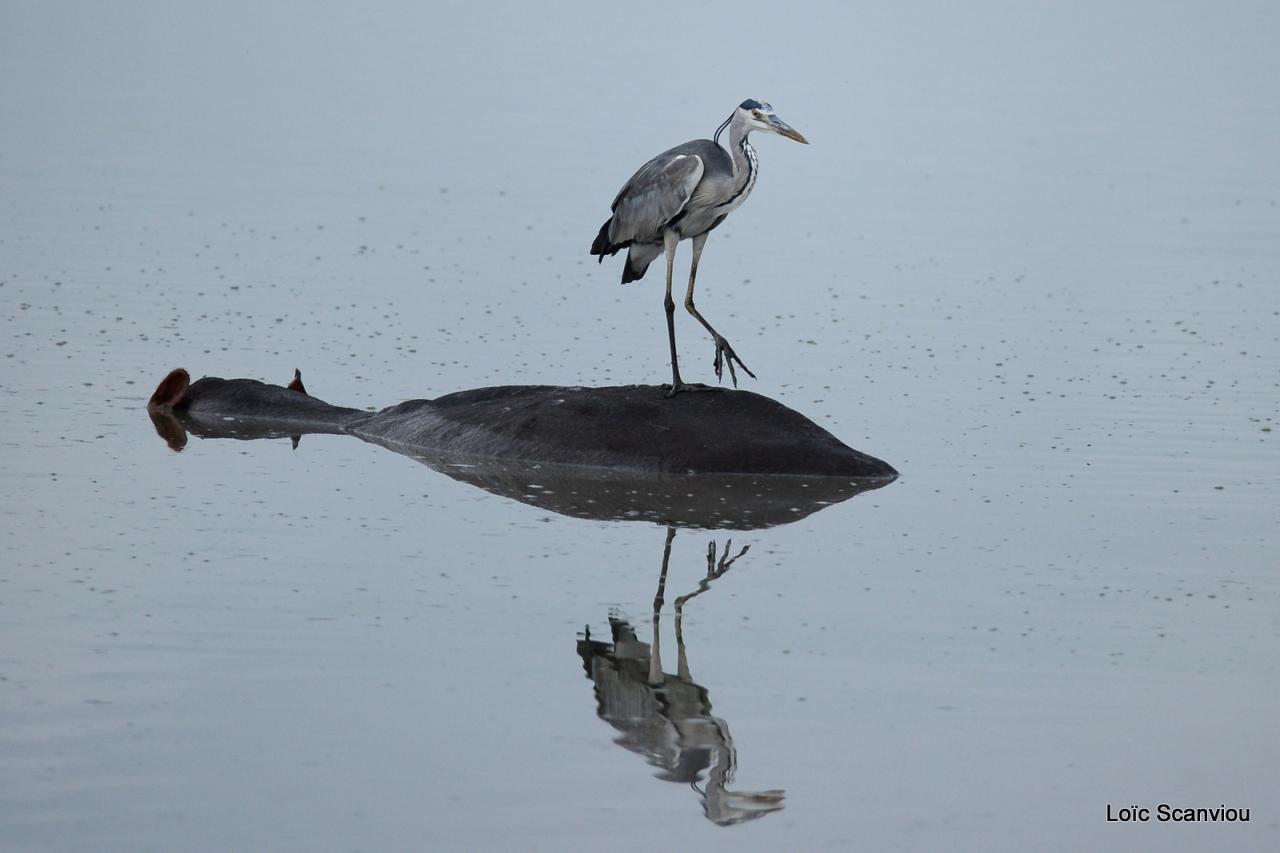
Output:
[
  {"xmin": 675, "ymin": 590, "xmax": 692, "ymax": 683},
  {"xmin": 673, "ymin": 539, "xmax": 751, "ymax": 682},
  {"xmin": 684, "ymin": 233, "xmax": 757, "ymax": 387},
  {"xmin": 658, "ymin": 536, "xmax": 782, "ymax": 826},
  {"xmin": 674, "ymin": 539, "xmax": 751, "ymax": 612},
  {"xmin": 653, "ymin": 525, "xmax": 675, "ymax": 613},
  {"xmin": 649, "ymin": 610, "xmax": 664, "ymax": 688},
  {"xmin": 649, "ymin": 526, "xmax": 676, "ymax": 686}
]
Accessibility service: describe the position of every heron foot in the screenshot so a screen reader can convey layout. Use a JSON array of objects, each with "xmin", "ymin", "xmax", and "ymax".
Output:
[
  {"xmin": 712, "ymin": 335, "xmax": 757, "ymax": 387},
  {"xmin": 663, "ymin": 382, "xmax": 720, "ymax": 398}
]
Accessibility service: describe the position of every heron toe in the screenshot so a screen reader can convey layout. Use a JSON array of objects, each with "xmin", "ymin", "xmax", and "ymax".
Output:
[
  {"xmin": 712, "ymin": 335, "xmax": 756, "ymax": 387},
  {"xmin": 663, "ymin": 382, "xmax": 721, "ymax": 398}
]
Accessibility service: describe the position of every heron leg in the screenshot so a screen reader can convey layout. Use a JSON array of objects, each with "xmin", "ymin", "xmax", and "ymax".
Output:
[
  {"xmin": 684, "ymin": 233, "xmax": 757, "ymax": 387},
  {"xmin": 661, "ymin": 230, "xmax": 710, "ymax": 397},
  {"xmin": 662, "ymin": 230, "xmax": 685, "ymax": 391}
]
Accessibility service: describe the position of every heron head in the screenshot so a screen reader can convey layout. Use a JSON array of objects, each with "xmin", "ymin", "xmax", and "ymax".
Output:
[{"xmin": 739, "ymin": 99, "xmax": 808, "ymax": 144}]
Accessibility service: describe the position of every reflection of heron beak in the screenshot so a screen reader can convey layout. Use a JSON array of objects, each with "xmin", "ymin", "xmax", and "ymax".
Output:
[{"xmin": 771, "ymin": 119, "xmax": 808, "ymax": 144}]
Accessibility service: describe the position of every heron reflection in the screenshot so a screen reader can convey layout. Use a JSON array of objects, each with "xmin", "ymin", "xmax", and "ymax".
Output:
[{"xmin": 577, "ymin": 527, "xmax": 784, "ymax": 826}]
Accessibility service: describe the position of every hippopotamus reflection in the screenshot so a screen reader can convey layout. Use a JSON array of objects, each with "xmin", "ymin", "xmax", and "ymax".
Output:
[
  {"xmin": 147, "ymin": 367, "xmax": 897, "ymax": 529},
  {"xmin": 578, "ymin": 528, "xmax": 784, "ymax": 825}
]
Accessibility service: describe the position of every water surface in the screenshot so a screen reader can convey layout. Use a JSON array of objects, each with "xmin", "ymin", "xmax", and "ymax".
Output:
[{"xmin": 3, "ymin": 2, "xmax": 1278, "ymax": 851}]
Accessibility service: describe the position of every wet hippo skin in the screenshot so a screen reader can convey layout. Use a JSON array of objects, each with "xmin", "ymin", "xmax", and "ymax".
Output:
[
  {"xmin": 147, "ymin": 368, "xmax": 897, "ymax": 529},
  {"xmin": 148, "ymin": 367, "xmax": 898, "ymax": 479}
]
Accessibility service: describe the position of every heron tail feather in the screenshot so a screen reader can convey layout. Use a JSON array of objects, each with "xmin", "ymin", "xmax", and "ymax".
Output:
[
  {"xmin": 621, "ymin": 243, "xmax": 660, "ymax": 284},
  {"xmin": 590, "ymin": 219, "xmax": 618, "ymax": 261}
]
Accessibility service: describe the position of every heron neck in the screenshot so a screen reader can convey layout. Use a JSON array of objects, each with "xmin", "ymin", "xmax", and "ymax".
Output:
[{"xmin": 727, "ymin": 123, "xmax": 756, "ymax": 180}]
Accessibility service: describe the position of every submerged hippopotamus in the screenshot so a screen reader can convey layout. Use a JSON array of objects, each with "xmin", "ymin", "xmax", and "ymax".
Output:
[{"xmin": 147, "ymin": 367, "xmax": 897, "ymax": 529}]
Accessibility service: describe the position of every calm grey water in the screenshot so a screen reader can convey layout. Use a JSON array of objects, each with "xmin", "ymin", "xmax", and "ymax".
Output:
[{"xmin": 3, "ymin": 2, "xmax": 1278, "ymax": 851}]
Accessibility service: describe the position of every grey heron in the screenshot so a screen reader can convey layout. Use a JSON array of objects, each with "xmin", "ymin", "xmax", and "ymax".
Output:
[{"xmin": 591, "ymin": 99, "xmax": 808, "ymax": 396}]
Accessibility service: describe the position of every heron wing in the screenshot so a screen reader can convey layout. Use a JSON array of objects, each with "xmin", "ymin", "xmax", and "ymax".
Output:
[{"xmin": 608, "ymin": 152, "xmax": 705, "ymax": 245}]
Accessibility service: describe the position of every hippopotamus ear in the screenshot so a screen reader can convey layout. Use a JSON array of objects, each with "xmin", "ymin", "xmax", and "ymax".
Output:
[
  {"xmin": 148, "ymin": 368, "xmax": 191, "ymax": 410},
  {"xmin": 286, "ymin": 368, "xmax": 307, "ymax": 396}
]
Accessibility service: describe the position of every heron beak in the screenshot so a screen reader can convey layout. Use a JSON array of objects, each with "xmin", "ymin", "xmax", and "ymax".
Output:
[{"xmin": 770, "ymin": 117, "xmax": 808, "ymax": 144}]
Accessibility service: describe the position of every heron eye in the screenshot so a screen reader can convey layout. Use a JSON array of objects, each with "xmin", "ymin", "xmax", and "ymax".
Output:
[{"xmin": 752, "ymin": 110, "xmax": 763, "ymax": 119}]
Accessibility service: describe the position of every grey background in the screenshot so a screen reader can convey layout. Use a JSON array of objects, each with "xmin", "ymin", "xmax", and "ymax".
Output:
[{"xmin": 3, "ymin": 2, "xmax": 1278, "ymax": 851}]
